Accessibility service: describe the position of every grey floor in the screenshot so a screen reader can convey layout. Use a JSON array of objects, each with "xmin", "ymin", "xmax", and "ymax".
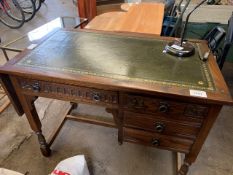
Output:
[{"xmin": 0, "ymin": 0, "xmax": 233, "ymax": 175}]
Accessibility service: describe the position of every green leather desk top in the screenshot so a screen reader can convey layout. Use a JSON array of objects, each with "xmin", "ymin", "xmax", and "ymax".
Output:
[{"xmin": 17, "ymin": 30, "xmax": 214, "ymax": 91}]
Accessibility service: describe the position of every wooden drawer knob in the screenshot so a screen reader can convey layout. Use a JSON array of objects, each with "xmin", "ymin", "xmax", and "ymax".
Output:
[
  {"xmin": 159, "ymin": 102, "xmax": 169, "ymax": 113},
  {"xmin": 151, "ymin": 139, "xmax": 160, "ymax": 146},
  {"xmin": 155, "ymin": 123, "xmax": 165, "ymax": 133},
  {"xmin": 93, "ymin": 93, "xmax": 101, "ymax": 102},
  {"xmin": 32, "ymin": 83, "xmax": 40, "ymax": 92}
]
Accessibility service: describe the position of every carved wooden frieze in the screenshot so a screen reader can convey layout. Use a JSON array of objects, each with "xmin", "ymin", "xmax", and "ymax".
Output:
[
  {"xmin": 18, "ymin": 78, "xmax": 118, "ymax": 105},
  {"xmin": 184, "ymin": 104, "xmax": 209, "ymax": 118}
]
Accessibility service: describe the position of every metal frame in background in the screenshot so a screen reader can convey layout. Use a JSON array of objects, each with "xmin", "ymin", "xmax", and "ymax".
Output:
[{"xmin": 0, "ymin": 16, "xmax": 88, "ymax": 62}]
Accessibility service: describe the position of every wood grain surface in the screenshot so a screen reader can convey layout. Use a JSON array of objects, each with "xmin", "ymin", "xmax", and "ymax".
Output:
[
  {"xmin": 85, "ymin": 12, "xmax": 126, "ymax": 31},
  {"xmin": 0, "ymin": 30, "xmax": 232, "ymax": 105},
  {"xmin": 116, "ymin": 3, "xmax": 164, "ymax": 35},
  {"xmin": 0, "ymin": 29, "xmax": 232, "ymax": 175},
  {"xmin": 86, "ymin": 3, "xmax": 165, "ymax": 35}
]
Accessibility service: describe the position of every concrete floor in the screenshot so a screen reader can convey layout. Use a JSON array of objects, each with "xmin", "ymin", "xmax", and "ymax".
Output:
[{"xmin": 0, "ymin": 0, "xmax": 233, "ymax": 175}]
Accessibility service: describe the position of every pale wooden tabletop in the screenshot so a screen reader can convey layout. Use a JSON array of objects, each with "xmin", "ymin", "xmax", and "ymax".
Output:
[{"xmin": 85, "ymin": 3, "xmax": 165, "ymax": 35}]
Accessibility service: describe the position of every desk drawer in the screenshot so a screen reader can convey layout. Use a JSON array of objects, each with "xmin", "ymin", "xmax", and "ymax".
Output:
[
  {"xmin": 120, "ymin": 93, "xmax": 208, "ymax": 122},
  {"xmin": 123, "ymin": 127, "xmax": 193, "ymax": 153},
  {"xmin": 123, "ymin": 111, "xmax": 201, "ymax": 139},
  {"xmin": 17, "ymin": 78, "xmax": 118, "ymax": 105}
]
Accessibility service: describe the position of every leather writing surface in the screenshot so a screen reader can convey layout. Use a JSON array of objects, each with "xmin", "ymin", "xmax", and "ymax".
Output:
[{"xmin": 17, "ymin": 30, "xmax": 214, "ymax": 91}]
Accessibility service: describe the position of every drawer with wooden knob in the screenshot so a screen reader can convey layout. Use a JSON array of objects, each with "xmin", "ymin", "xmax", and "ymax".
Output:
[
  {"xmin": 123, "ymin": 111, "xmax": 201, "ymax": 139},
  {"xmin": 17, "ymin": 77, "xmax": 118, "ymax": 106},
  {"xmin": 123, "ymin": 127, "xmax": 193, "ymax": 153},
  {"xmin": 120, "ymin": 93, "xmax": 209, "ymax": 123}
]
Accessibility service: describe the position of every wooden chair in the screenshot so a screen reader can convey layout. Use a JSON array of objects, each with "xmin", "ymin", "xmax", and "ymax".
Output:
[
  {"xmin": 217, "ymin": 13, "xmax": 233, "ymax": 69},
  {"xmin": 203, "ymin": 26, "xmax": 226, "ymax": 53},
  {"xmin": 203, "ymin": 13, "xmax": 233, "ymax": 69}
]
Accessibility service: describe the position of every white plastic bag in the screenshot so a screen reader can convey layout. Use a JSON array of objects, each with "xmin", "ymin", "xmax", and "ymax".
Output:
[
  {"xmin": 0, "ymin": 168, "xmax": 24, "ymax": 175},
  {"xmin": 51, "ymin": 155, "xmax": 90, "ymax": 175}
]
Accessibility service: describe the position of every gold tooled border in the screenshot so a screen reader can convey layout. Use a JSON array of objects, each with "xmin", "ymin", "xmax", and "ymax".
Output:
[
  {"xmin": 17, "ymin": 31, "xmax": 215, "ymax": 91},
  {"xmin": 17, "ymin": 61, "xmax": 215, "ymax": 91}
]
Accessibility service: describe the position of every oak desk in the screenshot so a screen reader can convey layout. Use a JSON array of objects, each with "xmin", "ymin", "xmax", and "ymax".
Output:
[{"xmin": 0, "ymin": 30, "xmax": 232, "ymax": 175}]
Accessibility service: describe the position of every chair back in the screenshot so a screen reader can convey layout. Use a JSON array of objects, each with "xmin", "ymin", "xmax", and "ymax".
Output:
[{"xmin": 203, "ymin": 26, "xmax": 226, "ymax": 52}]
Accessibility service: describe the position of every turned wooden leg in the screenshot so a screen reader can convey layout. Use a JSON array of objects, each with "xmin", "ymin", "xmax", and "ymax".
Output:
[
  {"xmin": 19, "ymin": 95, "xmax": 51, "ymax": 156},
  {"xmin": 178, "ymin": 162, "xmax": 190, "ymax": 175},
  {"xmin": 9, "ymin": 77, "xmax": 51, "ymax": 156},
  {"xmin": 176, "ymin": 106, "xmax": 222, "ymax": 175},
  {"xmin": 36, "ymin": 131, "xmax": 51, "ymax": 157}
]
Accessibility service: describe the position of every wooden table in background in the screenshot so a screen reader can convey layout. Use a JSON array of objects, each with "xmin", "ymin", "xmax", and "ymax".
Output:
[{"xmin": 85, "ymin": 3, "xmax": 165, "ymax": 35}]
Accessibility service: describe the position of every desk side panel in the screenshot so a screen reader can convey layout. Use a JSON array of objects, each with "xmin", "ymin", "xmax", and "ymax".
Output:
[{"xmin": 0, "ymin": 74, "xmax": 24, "ymax": 116}]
